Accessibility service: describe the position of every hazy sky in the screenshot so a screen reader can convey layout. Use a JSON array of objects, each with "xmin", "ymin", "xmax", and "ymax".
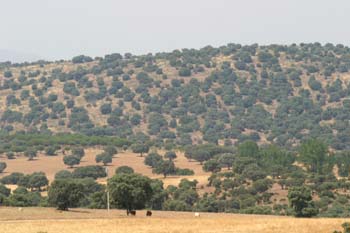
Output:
[{"xmin": 1, "ymin": 0, "xmax": 350, "ymax": 61}]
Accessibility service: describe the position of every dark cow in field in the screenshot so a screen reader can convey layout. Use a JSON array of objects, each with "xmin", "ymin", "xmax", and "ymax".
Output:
[
  {"xmin": 146, "ymin": 210, "xmax": 152, "ymax": 216},
  {"xmin": 127, "ymin": 210, "xmax": 136, "ymax": 216}
]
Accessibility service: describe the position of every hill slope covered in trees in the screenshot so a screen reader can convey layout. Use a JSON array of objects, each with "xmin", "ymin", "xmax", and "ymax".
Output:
[{"xmin": 1, "ymin": 43, "xmax": 350, "ymax": 149}]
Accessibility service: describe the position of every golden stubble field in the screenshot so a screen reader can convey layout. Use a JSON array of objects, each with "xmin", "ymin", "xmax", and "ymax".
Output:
[{"xmin": 0, "ymin": 207, "xmax": 347, "ymax": 233}]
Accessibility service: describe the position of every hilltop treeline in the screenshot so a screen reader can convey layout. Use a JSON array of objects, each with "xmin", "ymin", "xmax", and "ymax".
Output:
[{"xmin": 2, "ymin": 43, "xmax": 350, "ymax": 149}]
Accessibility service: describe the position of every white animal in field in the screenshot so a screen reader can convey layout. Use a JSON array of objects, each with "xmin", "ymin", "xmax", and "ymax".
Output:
[
  {"xmin": 194, "ymin": 212, "xmax": 200, "ymax": 217},
  {"xmin": 18, "ymin": 208, "xmax": 23, "ymax": 212}
]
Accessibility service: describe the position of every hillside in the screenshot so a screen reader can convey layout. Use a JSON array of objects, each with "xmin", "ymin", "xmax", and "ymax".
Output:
[
  {"xmin": 2, "ymin": 43, "xmax": 350, "ymax": 149},
  {"xmin": 3, "ymin": 43, "xmax": 350, "ymax": 218}
]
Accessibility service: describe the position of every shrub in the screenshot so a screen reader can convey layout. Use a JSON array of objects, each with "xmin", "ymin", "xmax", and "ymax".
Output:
[
  {"xmin": 0, "ymin": 172, "xmax": 24, "ymax": 184},
  {"xmin": 115, "ymin": 166, "xmax": 134, "ymax": 174},
  {"xmin": 175, "ymin": 168, "xmax": 194, "ymax": 176},
  {"xmin": 164, "ymin": 151, "xmax": 177, "ymax": 161},
  {"xmin": 55, "ymin": 170, "xmax": 73, "ymax": 179},
  {"xmin": 95, "ymin": 153, "xmax": 113, "ymax": 166},
  {"xmin": 72, "ymin": 165, "xmax": 107, "ymax": 179},
  {"xmin": 72, "ymin": 55, "xmax": 93, "ymax": 64},
  {"xmin": 178, "ymin": 67, "xmax": 191, "ymax": 77},
  {"xmin": 63, "ymin": 155, "xmax": 81, "ymax": 168},
  {"xmin": 0, "ymin": 162, "xmax": 7, "ymax": 173}
]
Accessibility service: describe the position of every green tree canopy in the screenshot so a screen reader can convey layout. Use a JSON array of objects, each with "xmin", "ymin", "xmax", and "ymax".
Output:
[
  {"xmin": 108, "ymin": 173, "xmax": 153, "ymax": 214},
  {"xmin": 48, "ymin": 179, "xmax": 85, "ymax": 211},
  {"xmin": 288, "ymin": 186, "xmax": 318, "ymax": 217},
  {"xmin": 299, "ymin": 139, "xmax": 328, "ymax": 174}
]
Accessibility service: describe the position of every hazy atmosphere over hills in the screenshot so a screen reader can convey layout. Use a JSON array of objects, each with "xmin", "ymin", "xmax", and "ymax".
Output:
[
  {"xmin": 3, "ymin": 1, "xmax": 350, "ymax": 232},
  {"xmin": 1, "ymin": 0, "xmax": 350, "ymax": 60}
]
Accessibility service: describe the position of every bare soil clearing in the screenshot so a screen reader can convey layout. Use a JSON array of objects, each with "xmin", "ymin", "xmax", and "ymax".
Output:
[{"xmin": 0, "ymin": 148, "xmax": 212, "ymax": 190}]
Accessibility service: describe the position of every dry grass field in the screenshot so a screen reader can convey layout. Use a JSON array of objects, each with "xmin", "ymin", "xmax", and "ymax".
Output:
[
  {"xmin": 0, "ymin": 148, "xmax": 212, "ymax": 192},
  {"xmin": 0, "ymin": 207, "xmax": 347, "ymax": 233}
]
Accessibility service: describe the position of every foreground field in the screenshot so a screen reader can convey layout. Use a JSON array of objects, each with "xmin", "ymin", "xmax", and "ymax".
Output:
[{"xmin": 0, "ymin": 207, "xmax": 348, "ymax": 233}]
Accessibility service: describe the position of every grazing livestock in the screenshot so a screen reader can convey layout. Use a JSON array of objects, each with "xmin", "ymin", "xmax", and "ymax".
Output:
[
  {"xmin": 127, "ymin": 210, "xmax": 136, "ymax": 216},
  {"xmin": 18, "ymin": 208, "xmax": 23, "ymax": 212},
  {"xmin": 194, "ymin": 212, "xmax": 200, "ymax": 217},
  {"xmin": 146, "ymin": 210, "xmax": 152, "ymax": 216}
]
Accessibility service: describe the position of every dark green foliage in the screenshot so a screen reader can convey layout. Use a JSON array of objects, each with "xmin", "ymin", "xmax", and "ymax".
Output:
[
  {"xmin": 72, "ymin": 165, "xmax": 107, "ymax": 179},
  {"xmin": 144, "ymin": 152, "xmax": 163, "ymax": 167},
  {"xmin": 0, "ymin": 162, "xmax": 7, "ymax": 173},
  {"xmin": 175, "ymin": 168, "xmax": 194, "ymax": 176},
  {"xmin": 6, "ymin": 152, "xmax": 15, "ymax": 159},
  {"xmin": 7, "ymin": 187, "xmax": 43, "ymax": 207},
  {"xmin": 95, "ymin": 152, "xmax": 112, "ymax": 166},
  {"xmin": 72, "ymin": 55, "xmax": 93, "ymax": 64},
  {"xmin": 63, "ymin": 155, "xmax": 81, "ymax": 168},
  {"xmin": 0, "ymin": 172, "xmax": 24, "ymax": 184},
  {"xmin": 0, "ymin": 184, "xmax": 11, "ymax": 197},
  {"xmin": 45, "ymin": 146, "xmax": 57, "ymax": 156},
  {"xmin": 63, "ymin": 82, "xmax": 80, "ymax": 96},
  {"xmin": 115, "ymin": 166, "xmax": 134, "ymax": 174},
  {"xmin": 299, "ymin": 139, "xmax": 328, "ymax": 174},
  {"xmin": 178, "ymin": 67, "xmax": 191, "ymax": 77},
  {"xmin": 131, "ymin": 143, "xmax": 149, "ymax": 157},
  {"xmin": 27, "ymin": 172, "xmax": 49, "ymax": 191},
  {"xmin": 153, "ymin": 160, "xmax": 176, "ymax": 178},
  {"xmin": 55, "ymin": 170, "xmax": 73, "ymax": 179},
  {"xmin": 238, "ymin": 141, "xmax": 260, "ymax": 159},
  {"xmin": 100, "ymin": 103, "xmax": 112, "ymax": 115},
  {"xmin": 149, "ymin": 179, "xmax": 167, "ymax": 210},
  {"xmin": 104, "ymin": 146, "xmax": 117, "ymax": 156},
  {"xmin": 203, "ymin": 159, "xmax": 221, "ymax": 173},
  {"xmin": 48, "ymin": 179, "xmax": 85, "ymax": 210},
  {"xmin": 108, "ymin": 173, "xmax": 153, "ymax": 213},
  {"xmin": 24, "ymin": 149, "xmax": 37, "ymax": 161},
  {"xmin": 288, "ymin": 186, "xmax": 318, "ymax": 217},
  {"xmin": 72, "ymin": 147, "xmax": 85, "ymax": 159},
  {"xmin": 4, "ymin": 70, "xmax": 13, "ymax": 78},
  {"xmin": 164, "ymin": 151, "xmax": 177, "ymax": 161}
]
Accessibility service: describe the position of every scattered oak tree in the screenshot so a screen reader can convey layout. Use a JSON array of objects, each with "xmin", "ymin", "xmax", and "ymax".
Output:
[
  {"xmin": 108, "ymin": 173, "xmax": 153, "ymax": 215},
  {"xmin": 288, "ymin": 186, "xmax": 318, "ymax": 217},
  {"xmin": 48, "ymin": 179, "xmax": 85, "ymax": 211},
  {"xmin": 131, "ymin": 143, "xmax": 149, "ymax": 157},
  {"xmin": 95, "ymin": 153, "xmax": 113, "ymax": 166},
  {"xmin": 63, "ymin": 155, "xmax": 81, "ymax": 168}
]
